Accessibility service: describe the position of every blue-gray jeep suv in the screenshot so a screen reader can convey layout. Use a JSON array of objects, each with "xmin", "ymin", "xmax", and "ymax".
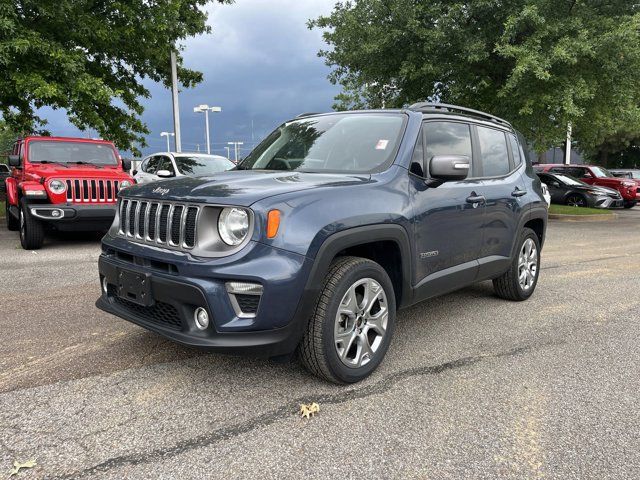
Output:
[{"xmin": 96, "ymin": 103, "xmax": 547, "ymax": 383}]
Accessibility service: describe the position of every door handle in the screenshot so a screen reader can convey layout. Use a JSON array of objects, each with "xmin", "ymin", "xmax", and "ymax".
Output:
[
  {"xmin": 511, "ymin": 188, "xmax": 527, "ymax": 197},
  {"xmin": 466, "ymin": 194, "xmax": 486, "ymax": 204}
]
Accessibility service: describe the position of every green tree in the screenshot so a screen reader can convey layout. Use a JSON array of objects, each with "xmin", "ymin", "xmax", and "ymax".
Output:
[
  {"xmin": 0, "ymin": 120, "xmax": 17, "ymax": 157},
  {"xmin": 0, "ymin": 0, "xmax": 230, "ymax": 155},
  {"xmin": 310, "ymin": 1, "xmax": 640, "ymax": 154}
]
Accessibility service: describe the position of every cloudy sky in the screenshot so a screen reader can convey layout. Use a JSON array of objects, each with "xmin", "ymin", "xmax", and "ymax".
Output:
[{"xmin": 45, "ymin": 0, "xmax": 340, "ymax": 158}]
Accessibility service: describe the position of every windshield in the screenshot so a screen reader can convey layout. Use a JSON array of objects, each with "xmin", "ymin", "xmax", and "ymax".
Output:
[
  {"xmin": 553, "ymin": 173, "xmax": 588, "ymax": 186},
  {"xmin": 28, "ymin": 141, "xmax": 117, "ymax": 165},
  {"xmin": 238, "ymin": 113, "xmax": 405, "ymax": 173},
  {"xmin": 590, "ymin": 166, "xmax": 613, "ymax": 178},
  {"xmin": 174, "ymin": 156, "xmax": 234, "ymax": 175}
]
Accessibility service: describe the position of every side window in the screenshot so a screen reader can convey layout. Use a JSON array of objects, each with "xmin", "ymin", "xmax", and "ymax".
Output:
[
  {"xmin": 477, "ymin": 126, "xmax": 510, "ymax": 177},
  {"xmin": 157, "ymin": 156, "xmax": 174, "ymax": 175},
  {"xmin": 145, "ymin": 156, "xmax": 160, "ymax": 174},
  {"xmin": 508, "ymin": 134, "xmax": 522, "ymax": 166},
  {"xmin": 139, "ymin": 158, "xmax": 149, "ymax": 172},
  {"xmin": 423, "ymin": 121, "xmax": 473, "ymax": 176}
]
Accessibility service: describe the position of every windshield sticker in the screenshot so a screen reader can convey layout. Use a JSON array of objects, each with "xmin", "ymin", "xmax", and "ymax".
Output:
[{"xmin": 375, "ymin": 139, "xmax": 389, "ymax": 150}]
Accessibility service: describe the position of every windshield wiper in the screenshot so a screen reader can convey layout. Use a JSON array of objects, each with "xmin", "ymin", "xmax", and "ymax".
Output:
[
  {"xmin": 33, "ymin": 160, "xmax": 68, "ymax": 168},
  {"xmin": 69, "ymin": 161, "xmax": 102, "ymax": 168}
]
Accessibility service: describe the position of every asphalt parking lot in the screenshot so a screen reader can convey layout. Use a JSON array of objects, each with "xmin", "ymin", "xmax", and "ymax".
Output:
[{"xmin": 1, "ymin": 210, "xmax": 639, "ymax": 479}]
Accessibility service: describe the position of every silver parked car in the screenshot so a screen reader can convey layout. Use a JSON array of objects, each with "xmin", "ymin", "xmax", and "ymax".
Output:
[{"xmin": 133, "ymin": 152, "xmax": 235, "ymax": 184}]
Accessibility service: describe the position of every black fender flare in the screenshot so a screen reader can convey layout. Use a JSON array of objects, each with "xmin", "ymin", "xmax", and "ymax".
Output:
[
  {"xmin": 511, "ymin": 206, "xmax": 548, "ymax": 258},
  {"xmin": 304, "ymin": 224, "xmax": 413, "ymax": 308}
]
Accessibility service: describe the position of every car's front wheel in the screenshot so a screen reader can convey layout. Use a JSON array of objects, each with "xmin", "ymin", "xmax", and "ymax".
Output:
[
  {"xmin": 19, "ymin": 200, "xmax": 44, "ymax": 250},
  {"xmin": 299, "ymin": 256, "xmax": 396, "ymax": 384},
  {"xmin": 493, "ymin": 227, "xmax": 541, "ymax": 301},
  {"xmin": 565, "ymin": 194, "xmax": 587, "ymax": 207}
]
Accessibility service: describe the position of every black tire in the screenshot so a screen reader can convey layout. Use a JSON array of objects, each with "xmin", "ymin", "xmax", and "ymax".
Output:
[
  {"xmin": 493, "ymin": 227, "xmax": 541, "ymax": 301},
  {"xmin": 5, "ymin": 201, "xmax": 18, "ymax": 231},
  {"xmin": 19, "ymin": 200, "xmax": 44, "ymax": 250},
  {"xmin": 623, "ymin": 201, "xmax": 636, "ymax": 209},
  {"xmin": 299, "ymin": 256, "xmax": 396, "ymax": 384},
  {"xmin": 565, "ymin": 193, "xmax": 587, "ymax": 208}
]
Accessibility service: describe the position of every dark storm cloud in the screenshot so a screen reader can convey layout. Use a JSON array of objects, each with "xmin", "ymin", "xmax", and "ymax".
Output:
[{"xmin": 41, "ymin": 0, "xmax": 339, "ymax": 158}]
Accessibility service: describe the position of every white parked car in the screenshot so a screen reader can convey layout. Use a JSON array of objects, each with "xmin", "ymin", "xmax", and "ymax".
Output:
[
  {"xmin": 541, "ymin": 183, "xmax": 551, "ymax": 207},
  {"xmin": 133, "ymin": 152, "xmax": 235, "ymax": 184}
]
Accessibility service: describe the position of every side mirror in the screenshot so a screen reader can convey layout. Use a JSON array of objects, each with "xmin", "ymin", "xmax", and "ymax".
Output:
[
  {"xmin": 8, "ymin": 154, "xmax": 20, "ymax": 167},
  {"xmin": 156, "ymin": 169, "xmax": 173, "ymax": 178},
  {"xmin": 429, "ymin": 155, "xmax": 470, "ymax": 181},
  {"xmin": 121, "ymin": 159, "xmax": 132, "ymax": 171},
  {"xmin": 551, "ymin": 181, "xmax": 560, "ymax": 188}
]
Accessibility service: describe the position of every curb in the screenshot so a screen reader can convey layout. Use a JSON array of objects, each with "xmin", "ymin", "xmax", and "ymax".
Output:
[{"xmin": 549, "ymin": 213, "xmax": 617, "ymax": 222}]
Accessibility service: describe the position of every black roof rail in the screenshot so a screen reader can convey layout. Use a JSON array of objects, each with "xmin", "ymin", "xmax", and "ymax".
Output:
[
  {"xmin": 295, "ymin": 112, "xmax": 321, "ymax": 118},
  {"xmin": 408, "ymin": 102, "xmax": 512, "ymax": 128}
]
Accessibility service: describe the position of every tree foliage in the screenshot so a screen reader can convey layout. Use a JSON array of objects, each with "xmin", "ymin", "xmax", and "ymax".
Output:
[
  {"xmin": 0, "ymin": 0, "xmax": 230, "ymax": 154},
  {"xmin": 310, "ymin": 1, "xmax": 640, "ymax": 153}
]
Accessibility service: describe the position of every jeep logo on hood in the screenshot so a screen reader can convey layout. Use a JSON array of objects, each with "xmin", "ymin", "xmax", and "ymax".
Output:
[{"xmin": 152, "ymin": 187, "xmax": 170, "ymax": 196}]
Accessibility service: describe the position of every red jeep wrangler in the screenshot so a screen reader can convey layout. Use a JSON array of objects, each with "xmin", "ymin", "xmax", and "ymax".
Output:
[
  {"xmin": 534, "ymin": 164, "xmax": 639, "ymax": 208},
  {"xmin": 4, "ymin": 136, "xmax": 134, "ymax": 249}
]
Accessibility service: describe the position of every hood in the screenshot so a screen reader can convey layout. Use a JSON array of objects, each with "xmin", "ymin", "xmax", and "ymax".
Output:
[
  {"xmin": 576, "ymin": 184, "xmax": 619, "ymax": 196},
  {"xmin": 29, "ymin": 164, "xmax": 129, "ymax": 180},
  {"xmin": 122, "ymin": 170, "xmax": 372, "ymax": 206},
  {"xmin": 592, "ymin": 177, "xmax": 630, "ymax": 187}
]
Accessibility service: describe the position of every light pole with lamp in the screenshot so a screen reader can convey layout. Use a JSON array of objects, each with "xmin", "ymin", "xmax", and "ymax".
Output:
[
  {"xmin": 227, "ymin": 141, "xmax": 244, "ymax": 163},
  {"xmin": 193, "ymin": 104, "xmax": 222, "ymax": 154},
  {"xmin": 160, "ymin": 132, "xmax": 174, "ymax": 152}
]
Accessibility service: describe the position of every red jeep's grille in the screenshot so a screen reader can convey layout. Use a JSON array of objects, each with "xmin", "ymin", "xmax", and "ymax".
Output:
[{"xmin": 65, "ymin": 179, "xmax": 120, "ymax": 203}]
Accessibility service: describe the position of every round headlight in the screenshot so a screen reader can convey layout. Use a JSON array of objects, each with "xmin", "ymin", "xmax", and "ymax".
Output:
[
  {"xmin": 120, "ymin": 180, "xmax": 133, "ymax": 189},
  {"xmin": 48, "ymin": 179, "xmax": 66, "ymax": 194},
  {"xmin": 218, "ymin": 207, "xmax": 249, "ymax": 246}
]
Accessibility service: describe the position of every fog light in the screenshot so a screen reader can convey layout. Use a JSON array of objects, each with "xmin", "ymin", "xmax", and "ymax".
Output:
[
  {"xmin": 194, "ymin": 307, "xmax": 209, "ymax": 330},
  {"xmin": 102, "ymin": 276, "xmax": 108, "ymax": 294}
]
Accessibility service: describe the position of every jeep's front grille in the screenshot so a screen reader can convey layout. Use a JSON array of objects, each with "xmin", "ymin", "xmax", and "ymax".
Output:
[
  {"xmin": 118, "ymin": 199, "xmax": 199, "ymax": 250},
  {"xmin": 65, "ymin": 179, "xmax": 120, "ymax": 203}
]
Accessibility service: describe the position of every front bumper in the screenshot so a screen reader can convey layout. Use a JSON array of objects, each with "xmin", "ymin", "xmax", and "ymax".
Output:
[
  {"xmin": 592, "ymin": 196, "xmax": 624, "ymax": 209},
  {"xmin": 29, "ymin": 203, "xmax": 116, "ymax": 229},
  {"xmin": 96, "ymin": 235, "xmax": 315, "ymax": 356}
]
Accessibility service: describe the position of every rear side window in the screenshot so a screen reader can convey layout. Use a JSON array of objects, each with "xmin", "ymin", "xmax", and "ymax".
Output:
[
  {"xmin": 423, "ymin": 122, "xmax": 473, "ymax": 176},
  {"xmin": 477, "ymin": 126, "xmax": 509, "ymax": 177},
  {"xmin": 508, "ymin": 134, "xmax": 522, "ymax": 166}
]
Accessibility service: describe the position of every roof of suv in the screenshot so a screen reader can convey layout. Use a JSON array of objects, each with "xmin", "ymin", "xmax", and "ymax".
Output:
[{"xmin": 22, "ymin": 135, "xmax": 115, "ymax": 144}]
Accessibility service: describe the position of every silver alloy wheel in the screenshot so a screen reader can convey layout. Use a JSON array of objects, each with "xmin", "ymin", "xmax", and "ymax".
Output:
[
  {"xmin": 334, "ymin": 277, "xmax": 388, "ymax": 368},
  {"xmin": 567, "ymin": 195, "xmax": 585, "ymax": 207},
  {"xmin": 518, "ymin": 238, "xmax": 538, "ymax": 291}
]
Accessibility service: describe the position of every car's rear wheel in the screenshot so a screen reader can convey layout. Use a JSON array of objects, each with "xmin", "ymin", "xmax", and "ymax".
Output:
[
  {"xmin": 19, "ymin": 200, "xmax": 44, "ymax": 250},
  {"xmin": 5, "ymin": 201, "xmax": 18, "ymax": 231},
  {"xmin": 299, "ymin": 256, "xmax": 396, "ymax": 384},
  {"xmin": 565, "ymin": 194, "xmax": 587, "ymax": 207},
  {"xmin": 493, "ymin": 227, "xmax": 541, "ymax": 301}
]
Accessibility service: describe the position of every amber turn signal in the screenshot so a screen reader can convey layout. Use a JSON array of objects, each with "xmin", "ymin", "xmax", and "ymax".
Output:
[{"xmin": 266, "ymin": 210, "xmax": 281, "ymax": 238}]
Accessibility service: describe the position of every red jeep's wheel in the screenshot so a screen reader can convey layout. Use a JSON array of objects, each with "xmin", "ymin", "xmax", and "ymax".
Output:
[
  {"xmin": 5, "ymin": 201, "xmax": 19, "ymax": 231},
  {"xmin": 19, "ymin": 200, "xmax": 44, "ymax": 250}
]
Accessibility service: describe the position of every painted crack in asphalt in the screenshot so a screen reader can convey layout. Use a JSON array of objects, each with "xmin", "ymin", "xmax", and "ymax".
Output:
[{"xmin": 54, "ymin": 338, "xmax": 565, "ymax": 479}]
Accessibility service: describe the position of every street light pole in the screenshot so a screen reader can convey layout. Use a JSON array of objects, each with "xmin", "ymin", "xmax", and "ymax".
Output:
[
  {"xmin": 160, "ymin": 132, "xmax": 174, "ymax": 152},
  {"xmin": 227, "ymin": 141, "xmax": 244, "ymax": 163},
  {"xmin": 170, "ymin": 51, "xmax": 182, "ymax": 152},
  {"xmin": 194, "ymin": 104, "xmax": 222, "ymax": 156}
]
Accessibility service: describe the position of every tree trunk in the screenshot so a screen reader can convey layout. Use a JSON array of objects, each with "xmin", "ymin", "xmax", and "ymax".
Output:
[
  {"xmin": 598, "ymin": 150, "xmax": 609, "ymax": 167},
  {"xmin": 537, "ymin": 151, "xmax": 546, "ymax": 164}
]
